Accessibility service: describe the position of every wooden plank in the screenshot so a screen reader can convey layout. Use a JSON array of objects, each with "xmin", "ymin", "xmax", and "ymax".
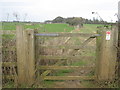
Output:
[
  {"xmin": 41, "ymin": 76, "xmax": 96, "ymax": 80},
  {"xmin": 16, "ymin": 25, "xmax": 26, "ymax": 84},
  {"xmin": 39, "ymin": 55, "xmax": 94, "ymax": 60},
  {"xmin": 38, "ymin": 66, "xmax": 94, "ymax": 70},
  {"xmin": 16, "ymin": 26, "xmax": 35, "ymax": 86},
  {"xmin": 108, "ymin": 28, "xmax": 118, "ymax": 80},
  {"xmin": 2, "ymin": 62, "xmax": 17, "ymax": 67},
  {"xmin": 118, "ymin": 3, "xmax": 120, "ymax": 86},
  {"xmin": 40, "ymin": 45, "xmax": 95, "ymax": 49},
  {"xmin": 96, "ymin": 29, "xmax": 118, "ymax": 81},
  {"xmin": 41, "ymin": 61, "xmax": 65, "ymax": 76},
  {"xmin": 35, "ymin": 33, "xmax": 94, "ymax": 37},
  {"xmin": 1, "ymin": 30, "xmax": 16, "ymax": 35},
  {"xmin": 24, "ymin": 30, "xmax": 35, "ymax": 85},
  {"xmin": 96, "ymin": 30, "xmax": 102, "ymax": 80},
  {"xmin": 35, "ymin": 30, "xmax": 41, "ymax": 80}
]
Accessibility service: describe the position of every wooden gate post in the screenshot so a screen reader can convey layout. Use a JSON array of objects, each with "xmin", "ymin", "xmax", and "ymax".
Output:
[
  {"xmin": 96, "ymin": 28, "xmax": 118, "ymax": 81},
  {"xmin": 118, "ymin": 1, "xmax": 120, "ymax": 87},
  {"xmin": 16, "ymin": 25, "xmax": 35, "ymax": 86}
]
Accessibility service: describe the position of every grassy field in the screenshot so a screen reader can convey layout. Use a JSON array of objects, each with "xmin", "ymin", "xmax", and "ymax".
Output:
[
  {"xmin": 80, "ymin": 24, "xmax": 104, "ymax": 33},
  {"xmin": 1, "ymin": 22, "xmax": 74, "ymax": 32},
  {"xmin": 1, "ymin": 22, "xmax": 106, "ymax": 33}
]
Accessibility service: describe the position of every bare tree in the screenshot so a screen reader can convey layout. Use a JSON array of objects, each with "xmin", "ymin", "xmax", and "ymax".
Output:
[
  {"xmin": 6, "ymin": 13, "xmax": 9, "ymax": 22},
  {"xmin": 23, "ymin": 13, "xmax": 27, "ymax": 22},
  {"xmin": 13, "ymin": 12, "xmax": 20, "ymax": 21}
]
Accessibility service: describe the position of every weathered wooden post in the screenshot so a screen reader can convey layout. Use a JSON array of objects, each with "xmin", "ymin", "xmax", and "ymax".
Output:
[
  {"xmin": 96, "ymin": 28, "xmax": 118, "ymax": 81},
  {"xmin": 118, "ymin": 1, "xmax": 120, "ymax": 87},
  {"xmin": 16, "ymin": 25, "xmax": 35, "ymax": 86}
]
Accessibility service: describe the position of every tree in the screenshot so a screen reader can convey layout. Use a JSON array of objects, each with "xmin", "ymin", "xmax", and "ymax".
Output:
[
  {"xmin": 65, "ymin": 17, "xmax": 74, "ymax": 25},
  {"xmin": 13, "ymin": 12, "xmax": 20, "ymax": 21},
  {"xmin": 66, "ymin": 17, "xmax": 83, "ymax": 26},
  {"xmin": 52, "ymin": 16, "xmax": 65, "ymax": 23}
]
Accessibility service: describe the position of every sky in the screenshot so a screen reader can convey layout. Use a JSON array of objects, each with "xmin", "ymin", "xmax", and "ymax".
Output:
[{"xmin": 0, "ymin": 0, "xmax": 119, "ymax": 22}]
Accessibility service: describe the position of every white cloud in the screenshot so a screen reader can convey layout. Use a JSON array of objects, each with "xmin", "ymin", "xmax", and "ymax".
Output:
[{"xmin": 0, "ymin": 0, "xmax": 119, "ymax": 22}]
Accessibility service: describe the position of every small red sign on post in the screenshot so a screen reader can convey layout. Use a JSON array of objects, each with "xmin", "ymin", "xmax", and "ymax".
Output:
[
  {"xmin": 106, "ymin": 31, "xmax": 111, "ymax": 34},
  {"xmin": 106, "ymin": 31, "xmax": 111, "ymax": 40}
]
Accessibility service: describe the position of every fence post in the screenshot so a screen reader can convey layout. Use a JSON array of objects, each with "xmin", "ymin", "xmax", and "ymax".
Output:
[
  {"xmin": 118, "ymin": 1, "xmax": 120, "ymax": 87},
  {"xmin": 16, "ymin": 25, "xmax": 35, "ymax": 86},
  {"xmin": 96, "ymin": 28, "xmax": 118, "ymax": 81}
]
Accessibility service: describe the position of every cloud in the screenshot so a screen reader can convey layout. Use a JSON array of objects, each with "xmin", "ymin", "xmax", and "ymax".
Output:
[{"xmin": 0, "ymin": 0, "xmax": 119, "ymax": 22}]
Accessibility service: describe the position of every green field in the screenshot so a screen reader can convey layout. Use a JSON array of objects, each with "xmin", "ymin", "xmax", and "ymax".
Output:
[{"xmin": 1, "ymin": 22, "xmax": 106, "ymax": 33}]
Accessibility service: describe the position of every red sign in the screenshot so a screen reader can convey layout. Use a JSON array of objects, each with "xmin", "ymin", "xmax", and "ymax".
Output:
[
  {"xmin": 106, "ymin": 31, "xmax": 111, "ymax": 34},
  {"xmin": 106, "ymin": 31, "xmax": 111, "ymax": 40}
]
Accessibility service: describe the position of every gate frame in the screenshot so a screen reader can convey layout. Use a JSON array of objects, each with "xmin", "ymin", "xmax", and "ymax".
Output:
[{"xmin": 16, "ymin": 25, "xmax": 118, "ymax": 86}]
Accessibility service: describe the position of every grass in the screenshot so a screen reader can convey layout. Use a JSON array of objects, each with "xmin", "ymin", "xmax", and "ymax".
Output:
[
  {"xmin": 81, "ymin": 81, "xmax": 98, "ymax": 88},
  {"xmin": 43, "ymin": 23, "xmax": 74, "ymax": 32},
  {"xmin": 42, "ymin": 80, "xmax": 54, "ymax": 88},
  {"xmin": 25, "ymin": 24, "xmax": 41, "ymax": 30},
  {"xmin": 54, "ymin": 69, "xmax": 74, "ymax": 76},
  {"xmin": 1, "ymin": 22, "xmax": 106, "ymax": 33},
  {"xmin": 1, "ymin": 22, "xmax": 17, "ymax": 30},
  {"xmin": 3, "ymin": 81, "xmax": 15, "ymax": 88},
  {"xmin": 71, "ymin": 60, "xmax": 87, "ymax": 66},
  {"xmin": 2, "ymin": 35, "xmax": 16, "ymax": 39},
  {"xmin": 80, "ymin": 24, "xmax": 104, "ymax": 33},
  {"xmin": 1, "ymin": 22, "xmax": 75, "ymax": 32}
]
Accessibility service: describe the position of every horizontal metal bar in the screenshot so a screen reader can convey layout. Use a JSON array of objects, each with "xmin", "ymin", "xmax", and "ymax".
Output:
[
  {"xmin": 35, "ymin": 33, "xmax": 59, "ymax": 37},
  {"xmin": 90, "ymin": 34, "xmax": 101, "ymax": 38},
  {"xmin": 35, "ymin": 33, "xmax": 94, "ymax": 37},
  {"xmin": 38, "ymin": 66, "xmax": 94, "ymax": 70},
  {"xmin": 41, "ymin": 76, "xmax": 96, "ymax": 80}
]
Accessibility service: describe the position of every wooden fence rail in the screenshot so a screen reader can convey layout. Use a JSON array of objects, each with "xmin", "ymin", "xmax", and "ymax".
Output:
[
  {"xmin": 39, "ymin": 55, "xmax": 93, "ymax": 60},
  {"xmin": 40, "ymin": 45, "xmax": 95, "ymax": 49},
  {"xmin": 40, "ymin": 76, "xmax": 96, "ymax": 80},
  {"xmin": 38, "ymin": 66, "xmax": 94, "ymax": 70}
]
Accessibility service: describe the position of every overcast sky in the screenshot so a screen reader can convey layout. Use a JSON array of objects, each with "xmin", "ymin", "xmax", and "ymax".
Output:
[{"xmin": 0, "ymin": 0, "xmax": 119, "ymax": 22}]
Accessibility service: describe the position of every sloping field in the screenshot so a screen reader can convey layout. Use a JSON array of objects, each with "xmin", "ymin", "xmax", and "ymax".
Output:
[{"xmin": 1, "ymin": 22, "xmax": 104, "ymax": 33}]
